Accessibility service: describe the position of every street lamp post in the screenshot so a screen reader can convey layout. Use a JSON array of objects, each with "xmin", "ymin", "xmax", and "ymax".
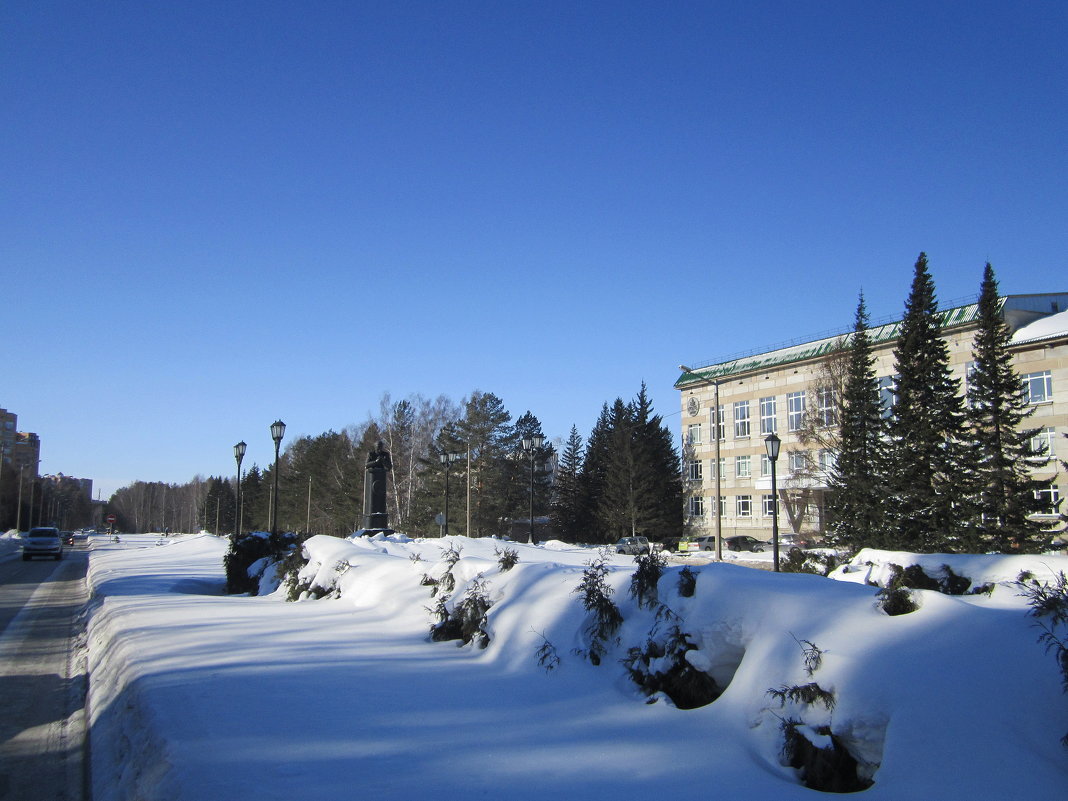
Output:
[
  {"xmin": 0, "ymin": 444, "xmax": 5, "ymax": 530},
  {"xmin": 269, "ymin": 420, "xmax": 286, "ymax": 537},
  {"xmin": 233, "ymin": 441, "xmax": 246, "ymax": 540},
  {"xmin": 680, "ymin": 366, "xmax": 722, "ymax": 561},
  {"xmin": 16, "ymin": 465, "xmax": 24, "ymax": 532},
  {"xmin": 439, "ymin": 451, "xmax": 462, "ymax": 537},
  {"xmin": 765, "ymin": 433, "xmax": 781, "ymax": 572},
  {"xmin": 522, "ymin": 434, "xmax": 545, "ymax": 544}
]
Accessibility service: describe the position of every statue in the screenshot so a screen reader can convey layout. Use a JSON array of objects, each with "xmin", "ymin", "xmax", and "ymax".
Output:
[{"xmin": 362, "ymin": 440, "xmax": 392, "ymax": 533}]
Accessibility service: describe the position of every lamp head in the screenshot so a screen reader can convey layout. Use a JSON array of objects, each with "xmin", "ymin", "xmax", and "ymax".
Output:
[{"xmin": 270, "ymin": 420, "xmax": 286, "ymax": 444}]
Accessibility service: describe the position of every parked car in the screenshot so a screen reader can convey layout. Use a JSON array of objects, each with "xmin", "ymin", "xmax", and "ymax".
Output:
[
  {"xmin": 21, "ymin": 526, "xmax": 63, "ymax": 561},
  {"xmin": 658, "ymin": 537, "xmax": 683, "ymax": 553},
  {"xmin": 615, "ymin": 536, "xmax": 652, "ymax": 555},
  {"xmin": 778, "ymin": 533, "xmax": 812, "ymax": 549},
  {"xmin": 694, "ymin": 535, "xmax": 718, "ymax": 551},
  {"xmin": 725, "ymin": 535, "xmax": 766, "ymax": 553}
]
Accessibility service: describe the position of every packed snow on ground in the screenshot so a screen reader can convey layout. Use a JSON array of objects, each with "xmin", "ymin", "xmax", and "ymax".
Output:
[{"xmin": 83, "ymin": 532, "xmax": 1068, "ymax": 800}]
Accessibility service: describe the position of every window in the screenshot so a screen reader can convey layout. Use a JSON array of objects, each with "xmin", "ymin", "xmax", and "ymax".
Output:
[
  {"xmin": 788, "ymin": 451, "xmax": 807, "ymax": 474},
  {"xmin": 762, "ymin": 494, "xmax": 776, "ymax": 516},
  {"xmin": 787, "ymin": 391, "xmax": 806, "ymax": 432},
  {"xmin": 816, "ymin": 387, "xmax": 837, "ymax": 427},
  {"xmin": 1031, "ymin": 428, "xmax": 1056, "ymax": 462},
  {"xmin": 687, "ymin": 423, "xmax": 702, "ymax": 445},
  {"xmin": 878, "ymin": 375, "xmax": 897, "ymax": 418},
  {"xmin": 711, "ymin": 405, "xmax": 726, "ymax": 441},
  {"xmin": 760, "ymin": 454, "xmax": 771, "ymax": 477},
  {"xmin": 1023, "ymin": 371, "xmax": 1053, "ymax": 404},
  {"xmin": 964, "ymin": 361, "xmax": 978, "ymax": 403},
  {"xmin": 1035, "ymin": 485, "xmax": 1061, "ymax": 516},
  {"xmin": 688, "ymin": 459, "xmax": 703, "ymax": 481},
  {"xmin": 711, "ymin": 495, "xmax": 726, "ymax": 516},
  {"xmin": 735, "ymin": 455, "xmax": 751, "ymax": 479},
  {"xmin": 688, "ymin": 496, "xmax": 704, "ymax": 517},
  {"xmin": 709, "ymin": 457, "xmax": 726, "ymax": 480},
  {"xmin": 736, "ymin": 495, "xmax": 752, "ymax": 517},
  {"xmin": 760, "ymin": 396, "xmax": 777, "ymax": 435},
  {"xmin": 734, "ymin": 401, "xmax": 751, "ymax": 438},
  {"xmin": 818, "ymin": 449, "xmax": 837, "ymax": 474}
]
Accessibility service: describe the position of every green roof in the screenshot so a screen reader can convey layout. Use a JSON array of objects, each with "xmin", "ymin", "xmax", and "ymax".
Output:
[{"xmin": 676, "ymin": 301, "xmax": 983, "ymax": 388}]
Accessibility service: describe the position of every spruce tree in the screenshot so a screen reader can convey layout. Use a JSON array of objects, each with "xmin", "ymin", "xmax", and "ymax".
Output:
[
  {"xmin": 825, "ymin": 294, "xmax": 888, "ymax": 551},
  {"xmin": 597, "ymin": 398, "xmax": 639, "ymax": 540},
  {"xmin": 631, "ymin": 383, "xmax": 683, "ymax": 539},
  {"xmin": 582, "ymin": 387, "xmax": 683, "ymax": 543},
  {"xmin": 965, "ymin": 263, "xmax": 1050, "ymax": 552},
  {"xmin": 550, "ymin": 426, "xmax": 587, "ymax": 541},
  {"xmin": 581, "ymin": 403, "xmax": 614, "ymax": 544},
  {"xmin": 885, "ymin": 253, "xmax": 968, "ymax": 551},
  {"xmin": 514, "ymin": 410, "xmax": 554, "ymax": 529}
]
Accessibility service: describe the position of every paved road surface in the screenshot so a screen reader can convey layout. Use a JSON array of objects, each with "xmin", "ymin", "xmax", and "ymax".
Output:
[{"xmin": 0, "ymin": 546, "xmax": 89, "ymax": 801}]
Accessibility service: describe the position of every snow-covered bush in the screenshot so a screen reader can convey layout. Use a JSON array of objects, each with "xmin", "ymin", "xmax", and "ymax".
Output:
[
  {"xmin": 622, "ymin": 625, "xmax": 720, "ymax": 709},
  {"xmin": 572, "ymin": 556, "xmax": 623, "ymax": 665},
  {"xmin": 495, "ymin": 545, "xmax": 519, "ymax": 572},
  {"xmin": 1018, "ymin": 570, "xmax": 1068, "ymax": 745},
  {"xmin": 429, "ymin": 574, "xmax": 492, "ymax": 648},
  {"xmin": 628, "ymin": 549, "xmax": 666, "ymax": 609},
  {"xmin": 676, "ymin": 565, "xmax": 697, "ymax": 597}
]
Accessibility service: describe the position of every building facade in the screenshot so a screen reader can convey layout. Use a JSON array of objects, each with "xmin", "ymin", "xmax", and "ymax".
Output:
[{"xmin": 676, "ymin": 294, "xmax": 1068, "ymax": 543}]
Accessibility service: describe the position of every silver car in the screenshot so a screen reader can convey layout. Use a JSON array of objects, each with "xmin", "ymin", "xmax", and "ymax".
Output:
[{"xmin": 21, "ymin": 527, "xmax": 63, "ymax": 561}]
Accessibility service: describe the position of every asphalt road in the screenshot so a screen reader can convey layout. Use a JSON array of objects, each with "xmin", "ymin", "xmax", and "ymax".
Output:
[{"xmin": 0, "ymin": 545, "xmax": 89, "ymax": 801}]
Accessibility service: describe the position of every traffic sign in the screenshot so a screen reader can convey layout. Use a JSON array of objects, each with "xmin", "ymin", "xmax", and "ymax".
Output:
[{"xmin": 106, "ymin": 514, "xmax": 117, "ymax": 524}]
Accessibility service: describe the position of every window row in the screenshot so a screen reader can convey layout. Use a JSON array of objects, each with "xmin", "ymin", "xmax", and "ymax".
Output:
[
  {"xmin": 686, "ymin": 370, "xmax": 1056, "ymax": 446},
  {"xmin": 687, "ymin": 485, "xmax": 1060, "ymax": 519},
  {"xmin": 685, "ymin": 389, "xmax": 838, "ymax": 444},
  {"xmin": 687, "ymin": 450, "xmax": 836, "ymax": 481},
  {"xmin": 687, "ymin": 494, "xmax": 780, "ymax": 518}
]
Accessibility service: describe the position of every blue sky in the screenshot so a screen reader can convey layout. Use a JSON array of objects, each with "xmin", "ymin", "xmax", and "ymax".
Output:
[{"xmin": 4, "ymin": 1, "xmax": 1066, "ymax": 500}]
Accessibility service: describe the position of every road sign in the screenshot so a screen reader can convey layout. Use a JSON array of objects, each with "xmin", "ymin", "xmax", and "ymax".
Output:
[{"xmin": 106, "ymin": 514, "xmax": 117, "ymax": 524}]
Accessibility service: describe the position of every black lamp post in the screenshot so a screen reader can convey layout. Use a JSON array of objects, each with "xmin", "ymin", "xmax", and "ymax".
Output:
[
  {"xmin": 439, "ymin": 451, "xmax": 462, "ymax": 537},
  {"xmin": 0, "ymin": 444, "xmax": 5, "ymax": 530},
  {"xmin": 765, "ymin": 433, "xmax": 781, "ymax": 572},
  {"xmin": 522, "ymin": 434, "xmax": 545, "ymax": 544},
  {"xmin": 234, "ymin": 441, "xmax": 246, "ymax": 539},
  {"xmin": 270, "ymin": 420, "xmax": 286, "ymax": 536}
]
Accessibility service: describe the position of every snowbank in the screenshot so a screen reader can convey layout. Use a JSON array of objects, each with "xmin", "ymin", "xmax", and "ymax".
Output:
[{"xmin": 84, "ymin": 534, "xmax": 1068, "ymax": 800}]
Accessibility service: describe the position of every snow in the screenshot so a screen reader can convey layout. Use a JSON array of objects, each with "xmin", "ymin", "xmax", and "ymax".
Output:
[
  {"xmin": 1012, "ymin": 307, "xmax": 1068, "ymax": 344},
  {"xmin": 84, "ymin": 533, "xmax": 1068, "ymax": 800}
]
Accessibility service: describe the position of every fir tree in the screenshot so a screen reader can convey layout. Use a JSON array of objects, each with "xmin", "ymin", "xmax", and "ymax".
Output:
[
  {"xmin": 965, "ymin": 263, "xmax": 1050, "ymax": 552},
  {"xmin": 885, "ymin": 253, "xmax": 968, "ymax": 551},
  {"xmin": 825, "ymin": 294, "xmax": 888, "ymax": 550},
  {"xmin": 550, "ymin": 426, "xmax": 587, "ymax": 541}
]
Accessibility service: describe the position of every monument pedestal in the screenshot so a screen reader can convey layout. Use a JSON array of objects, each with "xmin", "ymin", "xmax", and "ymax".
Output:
[{"xmin": 361, "ymin": 442, "xmax": 394, "ymax": 535}]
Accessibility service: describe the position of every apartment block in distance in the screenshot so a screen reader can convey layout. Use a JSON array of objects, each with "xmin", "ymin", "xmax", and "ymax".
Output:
[{"xmin": 675, "ymin": 293, "xmax": 1068, "ymax": 544}]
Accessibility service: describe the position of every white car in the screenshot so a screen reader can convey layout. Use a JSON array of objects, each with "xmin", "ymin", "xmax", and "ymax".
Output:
[{"xmin": 21, "ymin": 527, "xmax": 63, "ymax": 561}]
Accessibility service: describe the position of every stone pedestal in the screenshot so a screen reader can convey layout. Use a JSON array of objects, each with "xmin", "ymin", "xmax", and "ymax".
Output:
[{"xmin": 361, "ymin": 441, "xmax": 393, "ymax": 534}]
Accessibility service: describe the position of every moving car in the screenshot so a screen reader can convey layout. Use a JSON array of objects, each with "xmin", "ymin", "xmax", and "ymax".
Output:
[
  {"xmin": 725, "ymin": 535, "xmax": 766, "ymax": 553},
  {"xmin": 21, "ymin": 527, "xmax": 63, "ymax": 561}
]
